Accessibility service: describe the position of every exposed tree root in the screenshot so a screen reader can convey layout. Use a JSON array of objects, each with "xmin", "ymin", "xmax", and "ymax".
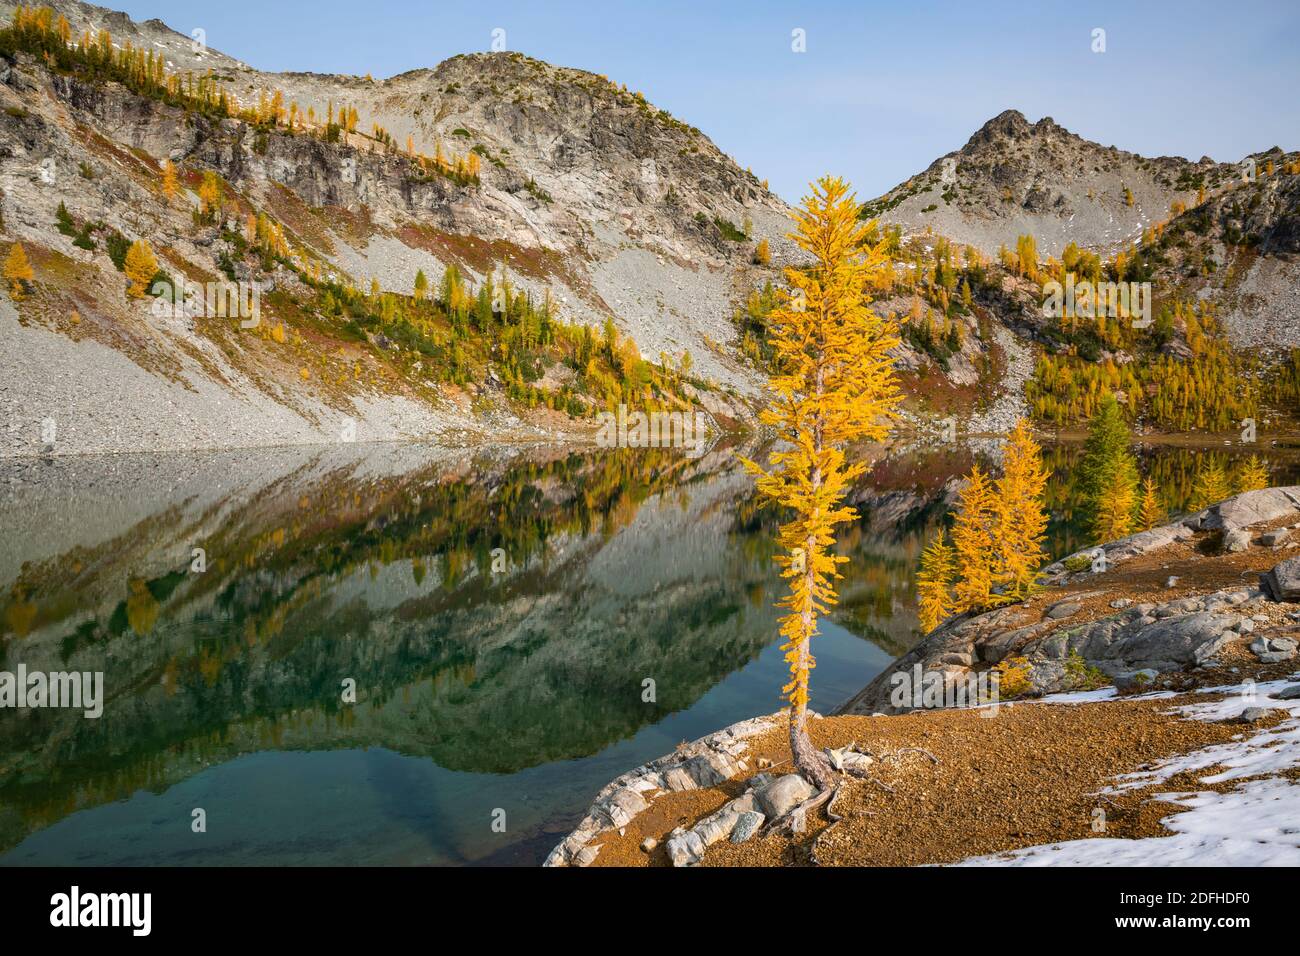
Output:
[{"xmin": 880, "ymin": 746, "xmax": 940, "ymax": 765}]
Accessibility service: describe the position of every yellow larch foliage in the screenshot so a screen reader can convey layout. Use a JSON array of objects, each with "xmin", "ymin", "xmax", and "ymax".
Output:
[
  {"xmin": 1093, "ymin": 476, "xmax": 1137, "ymax": 542},
  {"xmin": 125, "ymin": 577, "xmax": 160, "ymax": 635},
  {"xmin": 993, "ymin": 418, "xmax": 1049, "ymax": 601},
  {"xmin": 1234, "ymin": 455, "xmax": 1270, "ymax": 493},
  {"xmin": 1191, "ymin": 459, "xmax": 1232, "ymax": 510},
  {"xmin": 951, "ymin": 464, "xmax": 999, "ymax": 613},
  {"xmin": 161, "ymin": 159, "xmax": 179, "ymax": 201},
  {"xmin": 753, "ymin": 237, "xmax": 771, "ymax": 266},
  {"xmin": 198, "ymin": 170, "xmax": 222, "ymax": 218},
  {"xmin": 123, "ymin": 239, "xmax": 158, "ymax": 298},
  {"xmin": 4, "ymin": 242, "xmax": 35, "ymax": 298},
  {"xmin": 915, "ymin": 527, "xmax": 957, "ymax": 633},
  {"xmin": 741, "ymin": 175, "xmax": 901, "ymax": 786},
  {"xmin": 1138, "ymin": 476, "xmax": 1165, "ymax": 531}
]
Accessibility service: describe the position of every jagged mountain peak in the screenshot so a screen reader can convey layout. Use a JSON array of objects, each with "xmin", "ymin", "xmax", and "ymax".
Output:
[{"xmin": 865, "ymin": 108, "xmax": 1242, "ymax": 257}]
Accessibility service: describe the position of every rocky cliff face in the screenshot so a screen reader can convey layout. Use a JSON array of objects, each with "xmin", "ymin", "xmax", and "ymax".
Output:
[{"xmin": 0, "ymin": 1, "xmax": 788, "ymax": 456}]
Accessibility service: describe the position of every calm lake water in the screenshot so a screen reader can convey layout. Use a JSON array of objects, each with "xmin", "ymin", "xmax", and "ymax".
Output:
[{"xmin": 2, "ymin": 437, "xmax": 1299, "ymax": 866}]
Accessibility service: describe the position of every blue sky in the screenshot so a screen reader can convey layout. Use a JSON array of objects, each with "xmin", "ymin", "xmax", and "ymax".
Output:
[{"xmin": 112, "ymin": 0, "xmax": 1300, "ymax": 203}]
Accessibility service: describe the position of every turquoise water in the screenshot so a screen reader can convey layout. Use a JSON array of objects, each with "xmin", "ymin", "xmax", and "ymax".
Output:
[
  {"xmin": 0, "ymin": 444, "xmax": 905, "ymax": 866},
  {"xmin": 3, "ymin": 439, "xmax": 1296, "ymax": 865}
]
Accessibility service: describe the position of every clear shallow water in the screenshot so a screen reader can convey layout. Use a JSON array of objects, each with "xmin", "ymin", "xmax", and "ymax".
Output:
[{"xmin": 2, "ymin": 438, "xmax": 1298, "ymax": 866}]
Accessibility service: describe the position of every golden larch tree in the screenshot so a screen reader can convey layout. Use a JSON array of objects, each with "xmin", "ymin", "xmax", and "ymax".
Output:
[
  {"xmin": 993, "ymin": 418, "xmax": 1049, "ymax": 600},
  {"xmin": 161, "ymin": 159, "xmax": 179, "ymax": 202},
  {"xmin": 742, "ymin": 176, "xmax": 901, "ymax": 790},
  {"xmin": 123, "ymin": 239, "xmax": 158, "ymax": 298},
  {"xmin": 1138, "ymin": 476, "xmax": 1165, "ymax": 530},
  {"xmin": 1081, "ymin": 393, "xmax": 1138, "ymax": 543},
  {"xmin": 198, "ymin": 170, "xmax": 222, "ymax": 220},
  {"xmin": 5, "ymin": 242, "xmax": 35, "ymax": 299},
  {"xmin": 1234, "ymin": 455, "xmax": 1270, "ymax": 493},
  {"xmin": 1191, "ymin": 459, "xmax": 1232, "ymax": 510},
  {"xmin": 916, "ymin": 528, "xmax": 957, "ymax": 633},
  {"xmin": 1094, "ymin": 476, "xmax": 1137, "ymax": 542},
  {"xmin": 951, "ymin": 464, "xmax": 998, "ymax": 613}
]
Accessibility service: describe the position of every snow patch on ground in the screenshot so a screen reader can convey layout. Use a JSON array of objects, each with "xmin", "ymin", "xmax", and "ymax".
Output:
[{"xmin": 957, "ymin": 676, "xmax": 1300, "ymax": 866}]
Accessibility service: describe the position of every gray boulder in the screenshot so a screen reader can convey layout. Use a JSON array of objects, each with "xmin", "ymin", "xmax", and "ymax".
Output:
[
  {"xmin": 1207, "ymin": 489, "xmax": 1300, "ymax": 530},
  {"xmin": 1114, "ymin": 668, "xmax": 1159, "ymax": 691},
  {"xmin": 597, "ymin": 787, "xmax": 650, "ymax": 828},
  {"xmin": 730, "ymin": 811, "xmax": 765, "ymax": 844},
  {"xmin": 1223, "ymin": 529, "xmax": 1252, "ymax": 553},
  {"xmin": 1250, "ymin": 636, "xmax": 1298, "ymax": 663},
  {"xmin": 665, "ymin": 828, "xmax": 706, "ymax": 867},
  {"xmin": 1261, "ymin": 528, "xmax": 1291, "ymax": 548},
  {"xmin": 1236, "ymin": 707, "xmax": 1276, "ymax": 723},
  {"xmin": 755, "ymin": 773, "xmax": 816, "ymax": 818},
  {"xmin": 1261, "ymin": 556, "xmax": 1300, "ymax": 602},
  {"xmin": 1072, "ymin": 609, "xmax": 1240, "ymax": 671},
  {"xmin": 1046, "ymin": 601, "xmax": 1083, "ymax": 620}
]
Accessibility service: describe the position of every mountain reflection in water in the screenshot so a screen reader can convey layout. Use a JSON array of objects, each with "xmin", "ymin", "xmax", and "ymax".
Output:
[{"xmin": 2, "ymin": 438, "xmax": 1297, "ymax": 865}]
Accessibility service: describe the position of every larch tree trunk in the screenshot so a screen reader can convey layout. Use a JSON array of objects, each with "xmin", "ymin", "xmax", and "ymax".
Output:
[{"xmin": 789, "ymin": 370, "xmax": 837, "ymax": 792}]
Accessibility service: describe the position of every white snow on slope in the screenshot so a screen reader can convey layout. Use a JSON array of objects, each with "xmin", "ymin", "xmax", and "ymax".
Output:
[{"xmin": 956, "ymin": 676, "xmax": 1300, "ymax": 866}]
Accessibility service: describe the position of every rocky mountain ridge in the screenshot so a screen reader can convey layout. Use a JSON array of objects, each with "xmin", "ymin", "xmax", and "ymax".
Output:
[
  {"xmin": 866, "ymin": 108, "xmax": 1236, "ymax": 257},
  {"xmin": 1, "ymin": 1, "xmax": 788, "ymax": 456},
  {"xmin": 2, "ymin": 3, "xmax": 1298, "ymax": 458}
]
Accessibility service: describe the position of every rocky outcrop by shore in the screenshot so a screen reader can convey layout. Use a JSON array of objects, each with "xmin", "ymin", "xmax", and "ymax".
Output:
[
  {"xmin": 543, "ymin": 715, "xmax": 779, "ymax": 867},
  {"xmin": 550, "ymin": 486, "xmax": 1300, "ymax": 867},
  {"xmin": 841, "ymin": 487, "xmax": 1300, "ymax": 716}
]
